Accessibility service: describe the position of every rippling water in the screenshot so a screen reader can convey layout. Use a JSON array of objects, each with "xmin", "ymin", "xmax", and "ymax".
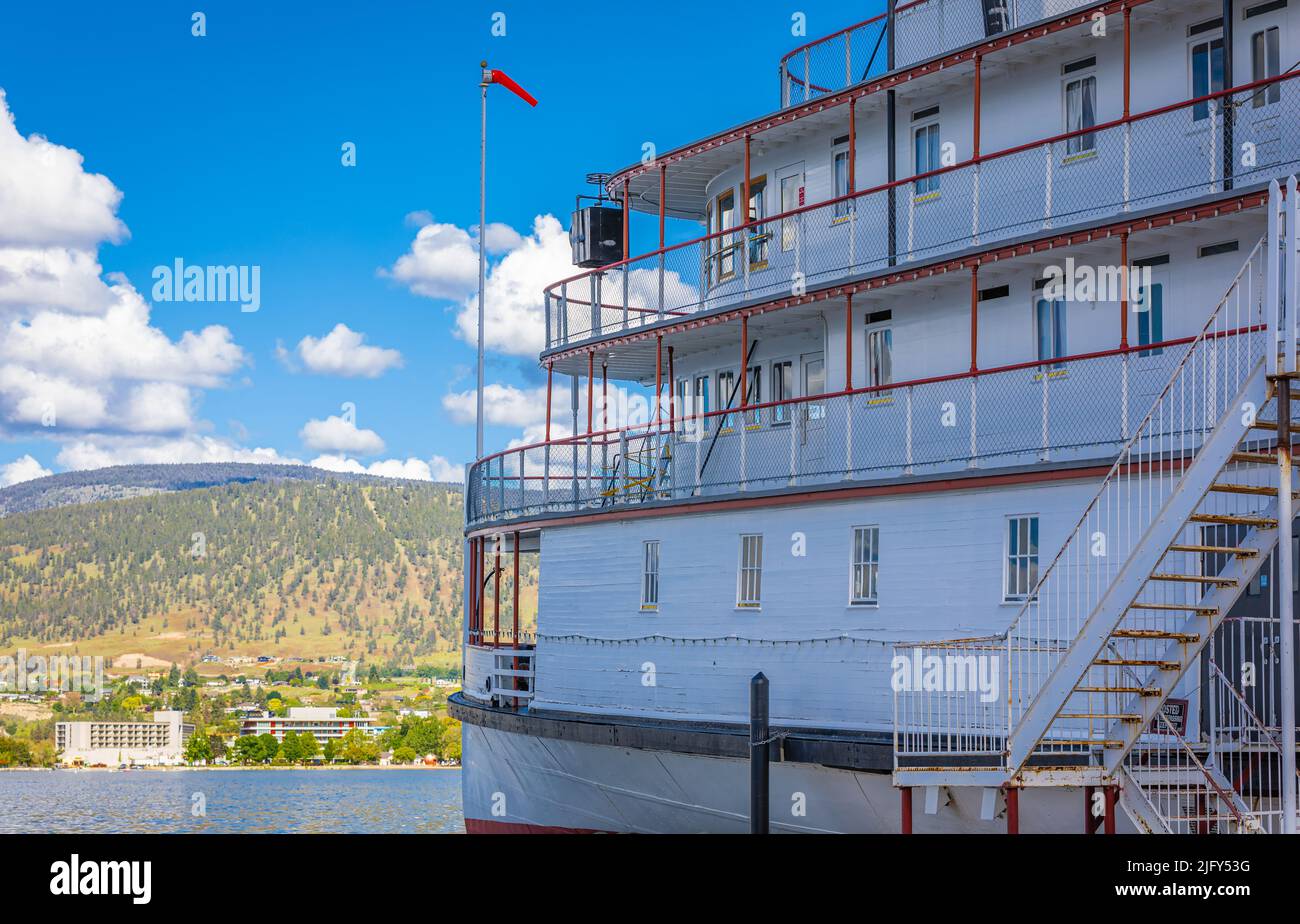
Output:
[{"xmin": 0, "ymin": 768, "xmax": 464, "ymax": 833}]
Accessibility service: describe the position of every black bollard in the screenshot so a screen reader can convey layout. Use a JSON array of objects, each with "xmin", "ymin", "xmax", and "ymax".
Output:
[{"xmin": 750, "ymin": 671, "xmax": 769, "ymax": 834}]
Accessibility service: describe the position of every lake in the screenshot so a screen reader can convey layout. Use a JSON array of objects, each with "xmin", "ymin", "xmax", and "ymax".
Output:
[{"xmin": 0, "ymin": 768, "xmax": 465, "ymax": 833}]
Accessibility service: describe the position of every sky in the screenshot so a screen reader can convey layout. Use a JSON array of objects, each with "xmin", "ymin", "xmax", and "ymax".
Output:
[{"xmin": 0, "ymin": 0, "xmax": 881, "ymax": 487}]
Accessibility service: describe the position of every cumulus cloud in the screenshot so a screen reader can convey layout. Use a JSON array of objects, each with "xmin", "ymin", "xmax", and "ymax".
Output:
[
  {"xmin": 442, "ymin": 383, "xmax": 548, "ymax": 428},
  {"xmin": 310, "ymin": 453, "xmax": 463, "ymax": 483},
  {"xmin": 291, "ymin": 323, "xmax": 403, "ymax": 378},
  {"xmin": 0, "ymin": 453, "xmax": 52, "ymax": 487},
  {"xmin": 55, "ymin": 435, "xmax": 298, "ymax": 472},
  {"xmin": 382, "ymin": 221, "xmax": 480, "ymax": 300},
  {"xmin": 299, "ymin": 414, "xmax": 385, "ymax": 455}
]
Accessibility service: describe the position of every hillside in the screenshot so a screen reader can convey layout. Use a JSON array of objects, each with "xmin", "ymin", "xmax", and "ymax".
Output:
[{"xmin": 0, "ymin": 467, "xmax": 526, "ymax": 669}]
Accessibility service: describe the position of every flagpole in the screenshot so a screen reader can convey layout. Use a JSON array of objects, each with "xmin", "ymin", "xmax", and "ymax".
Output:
[{"xmin": 476, "ymin": 60, "xmax": 489, "ymax": 461}]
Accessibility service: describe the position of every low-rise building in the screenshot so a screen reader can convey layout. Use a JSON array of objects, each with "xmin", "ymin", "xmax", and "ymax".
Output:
[
  {"xmin": 55, "ymin": 710, "xmax": 193, "ymax": 766},
  {"xmin": 240, "ymin": 707, "xmax": 375, "ymax": 742}
]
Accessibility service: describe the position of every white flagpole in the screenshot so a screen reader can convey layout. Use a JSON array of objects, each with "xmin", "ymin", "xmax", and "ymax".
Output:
[{"xmin": 476, "ymin": 61, "xmax": 489, "ymax": 461}]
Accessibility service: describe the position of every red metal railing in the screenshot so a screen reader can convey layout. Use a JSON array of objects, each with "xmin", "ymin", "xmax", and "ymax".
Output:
[{"xmin": 545, "ymin": 71, "xmax": 1300, "ymax": 353}]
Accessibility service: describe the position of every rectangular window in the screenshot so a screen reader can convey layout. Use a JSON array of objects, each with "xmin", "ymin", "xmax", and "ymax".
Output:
[
  {"xmin": 866, "ymin": 327, "xmax": 893, "ymax": 393},
  {"xmin": 913, "ymin": 122, "xmax": 941, "ymax": 195},
  {"xmin": 694, "ymin": 374, "xmax": 711, "ymax": 431},
  {"xmin": 780, "ymin": 173, "xmax": 800, "ymax": 252},
  {"xmin": 712, "ymin": 189, "xmax": 736, "ymax": 282},
  {"xmin": 851, "ymin": 526, "xmax": 880, "ymax": 605},
  {"xmin": 676, "ymin": 379, "xmax": 689, "ymax": 434},
  {"xmin": 1252, "ymin": 27, "xmax": 1281, "ymax": 107},
  {"xmin": 747, "ymin": 176, "xmax": 769, "ymax": 267},
  {"xmin": 1136, "ymin": 281, "xmax": 1164, "ymax": 356},
  {"xmin": 832, "ymin": 144, "xmax": 852, "ymax": 218},
  {"xmin": 641, "ymin": 541, "xmax": 660, "ymax": 610},
  {"xmin": 717, "ymin": 370, "xmax": 736, "ymax": 430},
  {"xmin": 772, "ymin": 360, "xmax": 793, "ymax": 425},
  {"xmin": 746, "ymin": 364, "xmax": 762, "ymax": 426},
  {"xmin": 1191, "ymin": 35, "xmax": 1225, "ymax": 121},
  {"xmin": 1004, "ymin": 516, "xmax": 1040, "ymax": 602},
  {"xmin": 1035, "ymin": 298, "xmax": 1067, "ymax": 367},
  {"xmin": 1064, "ymin": 74, "xmax": 1097, "ymax": 155},
  {"xmin": 738, "ymin": 534, "xmax": 763, "ymax": 608}
]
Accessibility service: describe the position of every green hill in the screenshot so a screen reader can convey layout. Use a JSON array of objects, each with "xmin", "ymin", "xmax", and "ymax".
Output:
[{"xmin": 0, "ymin": 467, "xmax": 526, "ymax": 671}]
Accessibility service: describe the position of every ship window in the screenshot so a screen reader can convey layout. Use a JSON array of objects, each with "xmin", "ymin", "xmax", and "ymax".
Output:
[
  {"xmin": 772, "ymin": 360, "xmax": 793, "ymax": 425},
  {"xmin": 1004, "ymin": 516, "xmax": 1039, "ymax": 603},
  {"xmin": 1191, "ymin": 34, "xmax": 1225, "ymax": 121},
  {"xmin": 1252, "ymin": 27, "xmax": 1281, "ymax": 107},
  {"xmin": 746, "ymin": 364, "xmax": 762, "ymax": 426},
  {"xmin": 913, "ymin": 121, "xmax": 941, "ymax": 195},
  {"xmin": 694, "ymin": 374, "xmax": 711, "ymax": 432},
  {"xmin": 717, "ymin": 369, "xmax": 736, "ymax": 430},
  {"xmin": 1136, "ymin": 280, "xmax": 1164, "ymax": 357},
  {"xmin": 1035, "ymin": 298, "xmax": 1067, "ymax": 368},
  {"xmin": 866, "ymin": 327, "xmax": 893, "ymax": 393},
  {"xmin": 1064, "ymin": 74, "xmax": 1096, "ymax": 155},
  {"xmin": 641, "ymin": 541, "xmax": 660, "ymax": 610},
  {"xmin": 832, "ymin": 142, "xmax": 853, "ymax": 218},
  {"xmin": 737, "ymin": 534, "xmax": 763, "ymax": 608},
  {"xmin": 780, "ymin": 172, "xmax": 801, "ymax": 252},
  {"xmin": 710, "ymin": 189, "xmax": 737, "ymax": 283},
  {"xmin": 850, "ymin": 526, "xmax": 880, "ymax": 605},
  {"xmin": 675, "ymin": 379, "xmax": 689, "ymax": 434},
  {"xmin": 748, "ymin": 176, "xmax": 769, "ymax": 267}
]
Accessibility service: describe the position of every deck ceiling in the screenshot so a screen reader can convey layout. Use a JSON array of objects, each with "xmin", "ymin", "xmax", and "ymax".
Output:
[{"xmin": 616, "ymin": 0, "xmax": 1207, "ymax": 223}]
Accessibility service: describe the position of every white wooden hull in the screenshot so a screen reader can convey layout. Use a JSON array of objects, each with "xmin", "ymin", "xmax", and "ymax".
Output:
[{"xmin": 461, "ymin": 722, "xmax": 1138, "ymax": 834}]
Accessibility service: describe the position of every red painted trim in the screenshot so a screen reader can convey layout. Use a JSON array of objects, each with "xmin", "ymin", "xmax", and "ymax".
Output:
[
  {"xmin": 969, "ymin": 264, "xmax": 979, "ymax": 373},
  {"xmin": 1119, "ymin": 232, "xmax": 1129, "ymax": 349},
  {"xmin": 901, "ymin": 786, "xmax": 913, "ymax": 835},
  {"xmin": 1005, "ymin": 786, "xmax": 1019, "ymax": 835},
  {"xmin": 465, "ymin": 817, "xmax": 611, "ymax": 835},
  {"xmin": 467, "ymin": 462, "xmax": 1117, "ymax": 539},
  {"xmin": 972, "ymin": 54, "xmax": 981, "ymax": 158}
]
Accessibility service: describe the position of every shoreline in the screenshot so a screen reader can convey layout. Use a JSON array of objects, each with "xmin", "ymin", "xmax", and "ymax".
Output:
[{"xmin": 0, "ymin": 764, "xmax": 461, "ymax": 772}]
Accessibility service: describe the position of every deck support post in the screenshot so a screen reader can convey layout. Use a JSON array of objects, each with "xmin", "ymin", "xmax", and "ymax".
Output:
[
  {"xmin": 1104, "ymin": 784, "xmax": 1118, "ymax": 835},
  {"xmin": 1004, "ymin": 785, "xmax": 1019, "ymax": 834},
  {"xmin": 750, "ymin": 672, "xmax": 770, "ymax": 834},
  {"xmin": 655, "ymin": 335, "xmax": 663, "ymax": 429},
  {"xmin": 970, "ymin": 264, "xmax": 979, "ymax": 373},
  {"xmin": 1120, "ymin": 233, "xmax": 1130, "ymax": 349},
  {"xmin": 740, "ymin": 314, "xmax": 749, "ymax": 413},
  {"xmin": 586, "ymin": 351, "xmax": 594, "ymax": 435},
  {"xmin": 901, "ymin": 786, "xmax": 913, "ymax": 834}
]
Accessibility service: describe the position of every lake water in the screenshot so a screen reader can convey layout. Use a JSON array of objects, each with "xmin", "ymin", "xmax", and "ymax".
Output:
[{"xmin": 0, "ymin": 768, "xmax": 465, "ymax": 833}]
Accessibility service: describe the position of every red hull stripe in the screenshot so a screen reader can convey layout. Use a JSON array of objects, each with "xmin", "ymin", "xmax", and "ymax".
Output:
[{"xmin": 465, "ymin": 817, "xmax": 612, "ymax": 835}]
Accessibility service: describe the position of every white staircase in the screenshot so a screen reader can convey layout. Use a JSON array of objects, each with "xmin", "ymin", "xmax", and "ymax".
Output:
[{"xmin": 894, "ymin": 178, "xmax": 1300, "ymax": 833}]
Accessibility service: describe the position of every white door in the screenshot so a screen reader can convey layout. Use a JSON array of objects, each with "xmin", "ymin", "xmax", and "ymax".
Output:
[
  {"xmin": 777, "ymin": 162, "xmax": 806, "ymax": 267},
  {"xmin": 801, "ymin": 352, "xmax": 826, "ymax": 470}
]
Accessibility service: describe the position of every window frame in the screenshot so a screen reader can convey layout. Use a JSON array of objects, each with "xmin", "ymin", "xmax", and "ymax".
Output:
[
  {"xmin": 832, "ymin": 141, "xmax": 853, "ymax": 220},
  {"xmin": 717, "ymin": 369, "xmax": 736, "ymax": 431},
  {"xmin": 1003, "ymin": 515, "xmax": 1040, "ymax": 603},
  {"xmin": 1062, "ymin": 69, "xmax": 1097, "ymax": 157},
  {"xmin": 737, "ymin": 533, "xmax": 764, "ymax": 609},
  {"xmin": 1034, "ymin": 296, "xmax": 1068, "ymax": 368},
  {"xmin": 1251, "ymin": 26, "xmax": 1282, "ymax": 108},
  {"xmin": 849, "ymin": 525, "xmax": 880, "ymax": 606},
  {"xmin": 641, "ymin": 540, "xmax": 660, "ymax": 611},
  {"xmin": 912, "ymin": 113, "xmax": 941, "ymax": 197},
  {"xmin": 771, "ymin": 360, "xmax": 794, "ymax": 426},
  {"xmin": 747, "ymin": 175, "xmax": 770, "ymax": 269},
  {"xmin": 865, "ymin": 324, "xmax": 894, "ymax": 396},
  {"xmin": 1189, "ymin": 29, "xmax": 1225, "ymax": 122},
  {"xmin": 745, "ymin": 363, "xmax": 763, "ymax": 427}
]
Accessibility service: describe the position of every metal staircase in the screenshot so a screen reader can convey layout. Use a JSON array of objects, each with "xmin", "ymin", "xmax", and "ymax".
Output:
[{"xmin": 894, "ymin": 178, "xmax": 1300, "ymax": 833}]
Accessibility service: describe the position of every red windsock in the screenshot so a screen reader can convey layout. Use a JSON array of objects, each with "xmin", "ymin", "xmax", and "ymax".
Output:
[{"xmin": 487, "ymin": 68, "xmax": 538, "ymax": 107}]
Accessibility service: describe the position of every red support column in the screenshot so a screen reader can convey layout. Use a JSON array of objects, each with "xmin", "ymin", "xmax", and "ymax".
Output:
[
  {"xmin": 740, "ymin": 314, "xmax": 749, "ymax": 411},
  {"xmin": 668, "ymin": 346, "xmax": 676, "ymax": 430},
  {"xmin": 544, "ymin": 362, "xmax": 553, "ymax": 442},
  {"xmin": 493, "ymin": 540, "xmax": 501, "ymax": 648},
  {"xmin": 1005, "ymin": 786, "xmax": 1019, "ymax": 835},
  {"xmin": 655, "ymin": 335, "xmax": 663, "ymax": 428},
  {"xmin": 468, "ymin": 538, "xmax": 478, "ymax": 645},
  {"xmin": 512, "ymin": 531, "xmax": 520, "ymax": 644},
  {"xmin": 586, "ymin": 351, "xmax": 594, "ymax": 435},
  {"xmin": 478, "ymin": 538, "xmax": 486, "ymax": 643},
  {"xmin": 1104, "ymin": 785, "xmax": 1118, "ymax": 835},
  {"xmin": 1123, "ymin": 6, "xmax": 1131, "ymax": 120},
  {"xmin": 844, "ymin": 292, "xmax": 854, "ymax": 392},
  {"xmin": 973, "ymin": 55, "xmax": 982, "ymax": 158},
  {"xmin": 901, "ymin": 787, "xmax": 913, "ymax": 834},
  {"xmin": 970, "ymin": 264, "xmax": 980, "ymax": 374},
  {"xmin": 1120, "ymin": 232, "xmax": 1130, "ymax": 349},
  {"xmin": 848, "ymin": 95, "xmax": 857, "ymax": 196},
  {"xmin": 743, "ymin": 134, "xmax": 751, "ymax": 227},
  {"xmin": 601, "ymin": 362, "xmax": 608, "ymax": 433}
]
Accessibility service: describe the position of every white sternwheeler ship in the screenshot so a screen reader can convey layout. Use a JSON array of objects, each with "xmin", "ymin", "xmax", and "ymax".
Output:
[{"xmin": 452, "ymin": 0, "xmax": 1300, "ymax": 833}]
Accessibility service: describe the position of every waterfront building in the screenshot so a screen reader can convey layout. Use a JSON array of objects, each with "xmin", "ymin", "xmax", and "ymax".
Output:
[
  {"xmin": 239, "ymin": 707, "xmax": 375, "ymax": 742},
  {"xmin": 56, "ymin": 710, "xmax": 193, "ymax": 767}
]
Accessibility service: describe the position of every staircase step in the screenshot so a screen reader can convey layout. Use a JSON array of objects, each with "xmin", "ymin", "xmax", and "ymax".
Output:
[
  {"xmin": 1037, "ymin": 739, "xmax": 1126, "ymax": 749},
  {"xmin": 1230, "ymin": 451, "xmax": 1300, "ymax": 466},
  {"xmin": 1094, "ymin": 658, "xmax": 1181, "ymax": 670},
  {"xmin": 1250, "ymin": 419, "xmax": 1300, "ymax": 434},
  {"xmin": 1188, "ymin": 513, "xmax": 1278, "ymax": 528},
  {"xmin": 1126, "ymin": 602, "xmax": 1217, "ymax": 615},
  {"xmin": 1058, "ymin": 713, "xmax": 1143, "ymax": 722},
  {"xmin": 1166, "ymin": 544, "xmax": 1258, "ymax": 557},
  {"xmin": 1148, "ymin": 572, "xmax": 1237, "ymax": 587},
  {"xmin": 1076, "ymin": 685, "xmax": 1163, "ymax": 696},
  {"xmin": 1111, "ymin": 628, "xmax": 1201, "ymax": 643},
  {"xmin": 1209, "ymin": 482, "xmax": 1279, "ymax": 497}
]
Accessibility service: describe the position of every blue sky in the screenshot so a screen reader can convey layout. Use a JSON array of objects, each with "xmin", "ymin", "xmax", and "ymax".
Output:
[{"xmin": 0, "ymin": 0, "xmax": 880, "ymax": 485}]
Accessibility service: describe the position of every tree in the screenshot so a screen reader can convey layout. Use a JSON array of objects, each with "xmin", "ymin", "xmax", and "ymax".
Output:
[
  {"xmin": 438, "ymin": 718, "xmax": 462, "ymax": 762},
  {"xmin": 297, "ymin": 733, "xmax": 320, "ymax": 762},
  {"xmin": 255, "ymin": 733, "xmax": 279, "ymax": 763},
  {"xmin": 339, "ymin": 728, "xmax": 379, "ymax": 764},
  {"xmin": 232, "ymin": 735, "xmax": 261, "ymax": 764},
  {"xmin": 185, "ymin": 730, "xmax": 213, "ymax": 764},
  {"xmin": 392, "ymin": 746, "xmax": 417, "ymax": 764},
  {"xmin": 322, "ymin": 739, "xmax": 338, "ymax": 762},
  {"xmin": 405, "ymin": 717, "xmax": 443, "ymax": 757},
  {"xmin": 280, "ymin": 731, "xmax": 301, "ymax": 763}
]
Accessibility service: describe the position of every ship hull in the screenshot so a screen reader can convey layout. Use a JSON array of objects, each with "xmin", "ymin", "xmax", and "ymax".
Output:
[{"xmin": 461, "ymin": 722, "xmax": 1137, "ymax": 834}]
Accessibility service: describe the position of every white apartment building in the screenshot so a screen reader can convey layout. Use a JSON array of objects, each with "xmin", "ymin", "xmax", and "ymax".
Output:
[{"xmin": 55, "ymin": 710, "xmax": 194, "ymax": 767}]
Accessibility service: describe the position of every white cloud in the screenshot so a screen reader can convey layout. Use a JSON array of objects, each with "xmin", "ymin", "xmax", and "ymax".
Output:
[
  {"xmin": 0, "ymin": 89, "xmax": 126, "ymax": 250},
  {"xmin": 382, "ymin": 221, "xmax": 480, "ymax": 300},
  {"xmin": 55, "ymin": 435, "xmax": 299, "ymax": 471},
  {"xmin": 442, "ymin": 383, "xmax": 548, "ymax": 428},
  {"xmin": 299, "ymin": 414, "xmax": 385, "ymax": 455},
  {"xmin": 293, "ymin": 323, "xmax": 403, "ymax": 378},
  {"xmin": 0, "ymin": 453, "xmax": 52, "ymax": 487},
  {"xmin": 310, "ymin": 453, "xmax": 463, "ymax": 484}
]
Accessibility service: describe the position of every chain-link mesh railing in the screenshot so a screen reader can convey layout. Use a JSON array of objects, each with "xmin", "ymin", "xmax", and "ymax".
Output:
[
  {"xmin": 779, "ymin": 0, "xmax": 1099, "ymax": 107},
  {"xmin": 547, "ymin": 73, "xmax": 1300, "ymax": 353}
]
